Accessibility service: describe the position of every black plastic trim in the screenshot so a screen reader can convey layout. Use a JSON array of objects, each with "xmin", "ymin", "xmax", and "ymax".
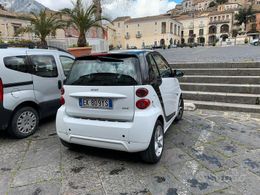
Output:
[
  {"xmin": 3, "ymin": 81, "xmax": 33, "ymax": 88},
  {"xmin": 0, "ymin": 103, "xmax": 12, "ymax": 130}
]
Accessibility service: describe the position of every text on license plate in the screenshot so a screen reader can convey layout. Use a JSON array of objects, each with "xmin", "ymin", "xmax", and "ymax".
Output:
[{"xmin": 79, "ymin": 98, "xmax": 113, "ymax": 109}]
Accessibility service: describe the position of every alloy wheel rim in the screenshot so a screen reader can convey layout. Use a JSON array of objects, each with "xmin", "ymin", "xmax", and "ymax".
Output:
[
  {"xmin": 154, "ymin": 125, "xmax": 164, "ymax": 157},
  {"xmin": 17, "ymin": 111, "xmax": 37, "ymax": 134}
]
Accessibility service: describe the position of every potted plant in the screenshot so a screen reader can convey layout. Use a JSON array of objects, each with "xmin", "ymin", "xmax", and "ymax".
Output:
[{"xmin": 62, "ymin": 0, "xmax": 110, "ymax": 57}]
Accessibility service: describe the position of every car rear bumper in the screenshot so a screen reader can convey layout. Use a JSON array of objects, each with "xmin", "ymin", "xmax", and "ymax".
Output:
[
  {"xmin": 56, "ymin": 106, "xmax": 162, "ymax": 152},
  {"xmin": 0, "ymin": 103, "xmax": 12, "ymax": 130}
]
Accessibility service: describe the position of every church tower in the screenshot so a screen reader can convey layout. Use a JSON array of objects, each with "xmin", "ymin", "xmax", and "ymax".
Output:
[{"xmin": 93, "ymin": 0, "xmax": 103, "ymax": 39}]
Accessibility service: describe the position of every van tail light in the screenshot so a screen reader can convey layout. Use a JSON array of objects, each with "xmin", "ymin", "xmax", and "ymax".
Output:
[
  {"xmin": 136, "ymin": 99, "xmax": 150, "ymax": 109},
  {"xmin": 60, "ymin": 87, "xmax": 65, "ymax": 105},
  {"xmin": 136, "ymin": 88, "xmax": 149, "ymax": 97},
  {"xmin": 60, "ymin": 96, "xmax": 65, "ymax": 105},
  {"xmin": 0, "ymin": 79, "xmax": 3, "ymax": 103}
]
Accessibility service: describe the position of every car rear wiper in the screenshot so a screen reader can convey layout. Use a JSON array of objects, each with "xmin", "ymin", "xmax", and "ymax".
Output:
[{"xmin": 95, "ymin": 56, "xmax": 124, "ymax": 62}]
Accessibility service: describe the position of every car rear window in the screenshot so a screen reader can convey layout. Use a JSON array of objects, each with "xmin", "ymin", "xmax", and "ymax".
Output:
[{"xmin": 66, "ymin": 57, "xmax": 139, "ymax": 86}]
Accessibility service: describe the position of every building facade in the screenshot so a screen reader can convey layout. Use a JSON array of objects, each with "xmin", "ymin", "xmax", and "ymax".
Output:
[{"xmin": 112, "ymin": 14, "xmax": 182, "ymax": 49}]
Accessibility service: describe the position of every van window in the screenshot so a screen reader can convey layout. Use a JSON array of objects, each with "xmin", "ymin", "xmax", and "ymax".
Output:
[
  {"xmin": 66, "ymin": 57, "xmax": 139, "ymax": 86},
  {"xmin": 30, "ymin": 55, "xmax": 58, "ymax": 77},
  {"xmin": 60, "ymin": 56, "xmax": 74, "ymax": 77},
  {"xmin": 4, "ymin": 56, "xmax": 28, "ymax": 73}
]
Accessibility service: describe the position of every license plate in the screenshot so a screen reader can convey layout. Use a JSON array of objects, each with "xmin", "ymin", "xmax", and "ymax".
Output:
[{"xmin": 79, "ymin": 98, "xmax": 113, "ymax": 109}]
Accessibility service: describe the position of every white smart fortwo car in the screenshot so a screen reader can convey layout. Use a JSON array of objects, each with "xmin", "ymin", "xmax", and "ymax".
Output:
[{"xmin": 56, "ymin": 50, "xmax": 184, "ymax": 163}]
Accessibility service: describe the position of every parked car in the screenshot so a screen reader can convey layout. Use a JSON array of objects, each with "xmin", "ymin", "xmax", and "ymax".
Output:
[
  {"xmin": 168, "ymin": 44, "xmax": 177, "ymax": 49},
  {"xmin": 0, "ymin": 48, "xmax": 75, "ymax": 138},
  {"xmin": 56, "ymin": 50, "xmax": 184, "ymax": 163},
  {"xmin": 251, "ymin": 39, "xmax": 259, "ymax": 46}
]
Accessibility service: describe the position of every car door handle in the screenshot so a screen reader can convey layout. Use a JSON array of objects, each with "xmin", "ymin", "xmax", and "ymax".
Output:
[{"xmin": 58, "ymin": 80, "xmax": 62, "ymax": 89}]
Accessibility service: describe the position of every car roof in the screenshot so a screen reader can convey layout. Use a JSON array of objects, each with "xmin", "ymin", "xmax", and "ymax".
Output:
[
  {"xmin": 0, "ymin": 48, "xmax": 74, "ymax": 58},
  {"xmin": 109, "ymin": 49, "xmax": 153, "ymax": 55}
]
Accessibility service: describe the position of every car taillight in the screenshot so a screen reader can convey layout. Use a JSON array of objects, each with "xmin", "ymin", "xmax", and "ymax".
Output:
[
  {"xmin": 0, "ymin": 79, "xmax": 3, "ymax": 102},
  {"xmin": 136, "ymin": 99, "xmax": 150, "ymax": 109},
  {"xmin": 60, "ymin": 87, "xmax": 65, "ymax": 105},
  {"xmin": 136, "ymin": 88, "xmax": 149, "ymax": 97},
  {"xmin": 60, "ymin": 96, "xmax": 65, "ymax": 105}
]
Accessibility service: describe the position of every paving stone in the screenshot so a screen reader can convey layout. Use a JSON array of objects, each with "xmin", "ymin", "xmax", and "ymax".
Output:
[
  {"xmin": 166, "ymin": 160, "xmax": 229, "ymax": 194},
  {"xmin": 185, "ymin": 146, "xmax": 238, "ymax": 172},
  {"xmin": 208, "ymin": 187, "xmax": 242, "ymax": 195},
  {"xmin": 216, "ymin": 166, "xmax": 260, "ymax": 195},
  {"xmin": 210, "ymin": 139, "xmax": 249, "ymax": 158},
  {"xmin": 0, "ymin": 173, "xmax": 11, "ymax": 194},
  {"xmin": 8, "ymin": 180, "xmax": 61, "ymax": 195},
  {"xmin": 12, "ymin": 164, "xmax": 61, "ymax": 187},
  {"xmin": 232, "ymin": 149, "xmax": 260, "ymax": 177},
  {"xmin": 1, "ymin": 109, "xmax": 260, "ymax": 194},
  {"xmin": 20, "ymin": 137, "xmax": 61, "ymax": 169}
]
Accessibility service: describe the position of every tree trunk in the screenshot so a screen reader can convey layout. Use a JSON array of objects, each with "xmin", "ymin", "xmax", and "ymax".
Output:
[
  {"xmin": 77, "ymin": 32, "xmax": 87, "ymax": 47},
  {"xmin": 39, "ymin": 38, "xmax": 48, "ymax": 49}
]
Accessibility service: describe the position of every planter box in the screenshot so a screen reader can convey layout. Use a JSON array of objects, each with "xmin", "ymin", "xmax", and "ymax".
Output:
[{"xmin": 68, "ymin": 47, "xmax": 92, "ymax": 57}]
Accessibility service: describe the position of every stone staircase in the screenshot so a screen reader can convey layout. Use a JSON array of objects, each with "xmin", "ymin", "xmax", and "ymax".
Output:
[{"xmin": 170, "ymin": 63, "xmax": 260, "ymax": 113}]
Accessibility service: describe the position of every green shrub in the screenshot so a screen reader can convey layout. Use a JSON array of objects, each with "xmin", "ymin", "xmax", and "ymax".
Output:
[{"xmin": 244, "ymin": 38, "xmax": 249, "ymax": 44}]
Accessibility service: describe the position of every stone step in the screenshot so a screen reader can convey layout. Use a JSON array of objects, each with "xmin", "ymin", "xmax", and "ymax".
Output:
[
  {"xmin": 180, "ymin": 83, "xmax": 260, "ymax": 94},
  {"xmin": 179, "ymin": 68, "xmax": 260, "ymax": 76},
  {"xmin": 179, "ymin": 75, "xmax": 260, "ymax": 84},
  {"xmin": 183, "ymin": 91, "xmax": 260, "ymax": 105},
  {"xmin": 184, "ymin": 100, "xmax": 260, "ymax": 113},
  {"xmin": 170, "ymin": 62, "xmax": 260, "ymax": 69}
]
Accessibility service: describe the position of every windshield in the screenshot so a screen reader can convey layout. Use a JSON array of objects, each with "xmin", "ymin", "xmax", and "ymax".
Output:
[{"xmin": 66, "ymin": 57, "xmax": 139, "ymax": 86}]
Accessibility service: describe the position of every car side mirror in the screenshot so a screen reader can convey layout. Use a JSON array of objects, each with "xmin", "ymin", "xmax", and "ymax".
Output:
[{"xmin": 172, "ymin": 70, "xmax": 184, "ymax": 77}]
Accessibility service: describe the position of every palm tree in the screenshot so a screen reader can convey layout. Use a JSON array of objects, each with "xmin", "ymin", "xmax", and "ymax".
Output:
[
  {"xmin": 235, "ymin": 6, "xmax": 253, "ymax": 30},
  {"xmin": 61, "ymin": 0, "xmax": 110, "ymax": 47},
  {"xmin": 18, "ymin": 9, "xmax": 66, "ymax": 48}
]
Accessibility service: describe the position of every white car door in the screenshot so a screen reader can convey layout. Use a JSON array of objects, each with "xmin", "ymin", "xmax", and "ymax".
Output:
[
  {"xmin": 26, "ymin": 51, "xmax": 64, "ymax": 117},
  {"xmin": 152, "ymin": 53, "xmax": 179, "ymax": 120}
]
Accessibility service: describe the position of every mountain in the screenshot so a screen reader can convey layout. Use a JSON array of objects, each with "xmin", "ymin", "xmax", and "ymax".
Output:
[{"xmin": 0, "ymin": 0, "xmax": 47, "ymax": 13}]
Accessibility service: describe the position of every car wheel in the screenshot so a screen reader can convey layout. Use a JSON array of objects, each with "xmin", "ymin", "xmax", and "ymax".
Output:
[
  {"xmin": 141, "ymin": 120, "xmax": 164, "ymax": 164},
  {"xmin": 8, "ymin": 107, "xmax": 39, "ymax": 139},
  {"xmin": 60, "ymin": 139, "xmax": 75, "ymax": 149},
  {"xmin": 254, "ymin": 42, "xmax": 259, "ymax": 46},
  {"xmin": 175, "ymin": 97, "xmax": 184, "ymax": 122}
]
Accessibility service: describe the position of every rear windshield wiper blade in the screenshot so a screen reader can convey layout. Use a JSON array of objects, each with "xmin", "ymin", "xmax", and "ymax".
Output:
[{"xmin": 95, "ymin": 56, "xmax": 124, "ymax": 62}]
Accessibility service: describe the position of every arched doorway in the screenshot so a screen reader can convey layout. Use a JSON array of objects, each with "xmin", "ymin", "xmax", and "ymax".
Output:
[
  {"xmin": 220, "ymin": 34, "xmax": 229, "ymax": 42},
  {"xmin": 209, "ymin": 25, "xmax": 217, "ymax": 34},
  {"xmin": 220, "ymin": 24, "xmax": 229, "ymax": 33},
  {"xmin": 208, "ymin": 35, "xmax": 217, "ymax": 45},
  {"xmin": 188, "ymin": 37, "xmax": 194, "ymax": 44},
  {"xmin": 160, "ymin": 39, "xmax": 165, "ymax": 46},
  {"xmin": 197, "ymin": 37, "xmax": 205, "ymax": 44}
]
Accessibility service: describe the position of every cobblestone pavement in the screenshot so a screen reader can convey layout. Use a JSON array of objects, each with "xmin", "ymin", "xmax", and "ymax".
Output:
[
  {"xmin": 159, "ymin": 45, "xmax": 260, "ymax": 64},
  {"xmin": 0, "ymin": 109, "xmax": 260, "ymax": 195}
]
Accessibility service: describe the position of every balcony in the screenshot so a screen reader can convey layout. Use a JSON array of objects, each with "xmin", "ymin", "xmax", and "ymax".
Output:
[
  {"xmin": 136, "ymin": 32, "xmax": 142, "ymax": 38},
  {"xmin": 125, "ymin": 34, "xmax": 130, "ymax": 39}
]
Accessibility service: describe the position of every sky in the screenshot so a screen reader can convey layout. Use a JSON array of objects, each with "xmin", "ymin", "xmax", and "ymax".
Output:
[{"xmin": 35, "ymin": 0, "xmax": 179, "ymax": 19}]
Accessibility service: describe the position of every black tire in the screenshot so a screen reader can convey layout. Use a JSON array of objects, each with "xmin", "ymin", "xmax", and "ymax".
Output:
[
  {"xmin": 141, "ymin": 120, "xmax": 164, "ymax": 164},
  {"xmin": 60, "ymin": 139, "xmax": 75, "ymax": 149},
  {"xmin": 254, "ymin": 42, "xmax": 259, "ymax": 46},
  {"xmin": 175, "ymin": 97, "xmax": 184, "ymax": 122},
  {"xmin": 8, "ymin": 107, "xmax": 39, "ymax": 139}
]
